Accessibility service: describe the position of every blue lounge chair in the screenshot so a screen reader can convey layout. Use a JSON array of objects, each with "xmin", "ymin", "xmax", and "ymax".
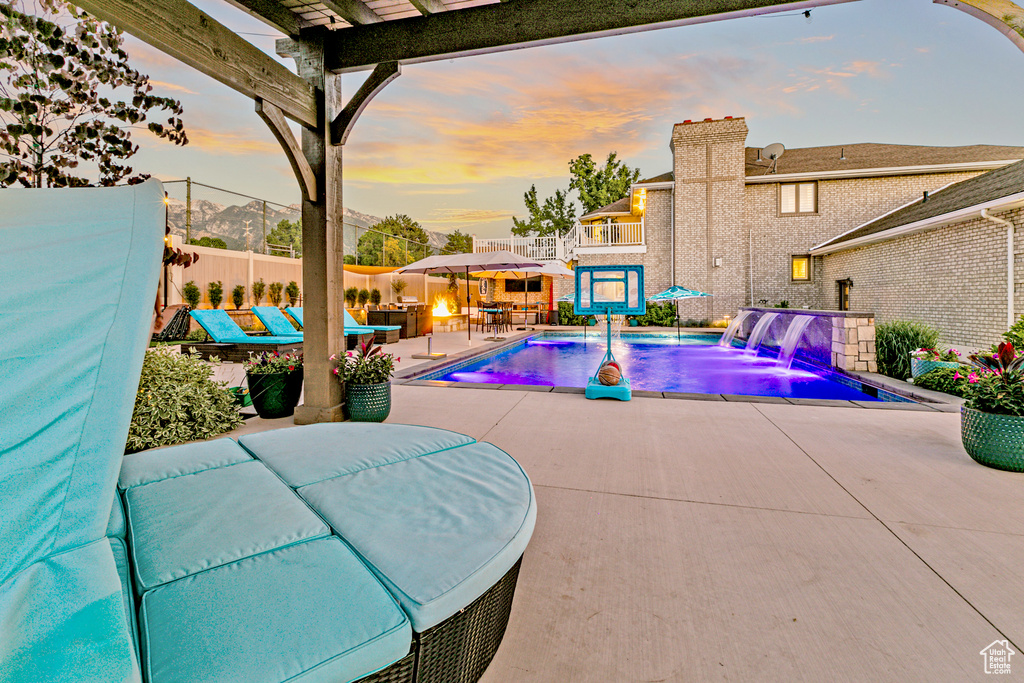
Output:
[
  {"xmin": 190, "ymin": 308, "xmax": 302, "ymax": 343},
  {"xmin": 284, "ymin": 306, "xmax": 304, "ymax": 327},
  {"xmin": 251, "ymin": 305, "xmax": 304, "ymax": 337},
  {"xmin": 283, "ymin": 307, "xmax": 383, "ymax": 347}
]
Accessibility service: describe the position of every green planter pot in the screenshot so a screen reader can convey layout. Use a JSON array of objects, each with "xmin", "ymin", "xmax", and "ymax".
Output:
[
  {"xmin": 247, "ymin": 369, "xmax": 303, "ymax": 419},
  {"xmin": 346, "ymin": 381, "xmax": 392, "ymax": 422},
  {"xmin": 911, "ymin": 358, "xmax": 960, "ymax": 378},
  {"xmin": 961, "ymin": 406, "xmax": 1024, "ymax": 472}
]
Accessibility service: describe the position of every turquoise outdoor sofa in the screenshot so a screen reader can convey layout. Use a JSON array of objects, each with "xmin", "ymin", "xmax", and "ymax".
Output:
[
  {"xmin": 1, "ymin": 182, "xmax": 536, "ymax": 683},
  {"xmin": 344, "ymin": 309, "xmax": 401, "ymax": 344}
]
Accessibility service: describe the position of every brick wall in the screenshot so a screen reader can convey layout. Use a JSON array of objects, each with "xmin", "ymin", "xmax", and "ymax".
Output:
[
  {"xmin": 819, "ymin": 207, "xmax": 1024, "ymax": 349},
  {"xmin": 745, "ymin": 172, "xmax": 981, "ymax": 311}
]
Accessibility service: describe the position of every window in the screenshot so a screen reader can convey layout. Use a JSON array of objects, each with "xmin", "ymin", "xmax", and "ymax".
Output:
[
  {"xmin": 505, "ymin": 278, "xmax": 542, "ymax": 293},
  {"xmin": 780, "ymin": 182, "xmax": 817, "ymax": 215},
  {"xmin": 791, "ymin": 255, "xmax": 811, "ymax": 282}
]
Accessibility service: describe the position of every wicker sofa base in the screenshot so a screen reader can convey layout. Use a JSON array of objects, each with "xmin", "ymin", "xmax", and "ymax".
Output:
[
  {"xmin": 413, "ymin": 557, "xmax": 523, "ymax": 683},
  {"xmin": 181, "ymin": 341, "xmax": 302, "ymax": 362},
  {"xmin": 357, "ymin": 651, "xmax": 416, "ymax": 683},
  {"xmin": 375, "ymin": 328, "xmax": 401, "ymax": 344}
]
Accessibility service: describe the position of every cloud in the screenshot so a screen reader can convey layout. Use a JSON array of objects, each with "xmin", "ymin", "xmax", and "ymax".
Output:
[
  {"xmin": 345, "ymin": 51, "xmax": 770, "ymax": 186},
  {"xmin": 421, "ymin": 208, "xmax": 516, "ymax": 225},
  {"xmin": 778, "ymin": 60, "xmax": 889, "ymax": 98},
  {"xmin": 184, "ymin": 127, "xmax": 280, "ymax": 155},
  {"xmin": 148, "ymin": 80, "xmax": 198, "ymax": 95}
]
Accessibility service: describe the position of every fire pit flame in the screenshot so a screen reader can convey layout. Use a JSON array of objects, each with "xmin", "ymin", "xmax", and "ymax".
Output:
[{"xmin": 432, "ymin": 294, "xmax": 457, "ymax": 318}]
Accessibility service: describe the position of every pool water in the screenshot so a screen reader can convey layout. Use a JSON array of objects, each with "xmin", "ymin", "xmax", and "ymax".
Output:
[{"xmin": 427, "ymin": 333, "xmax": 905, "ymax": 402}]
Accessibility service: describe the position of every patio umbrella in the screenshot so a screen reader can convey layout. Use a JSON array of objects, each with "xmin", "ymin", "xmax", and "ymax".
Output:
[
  {"xmin": 395, "ymin": 250, "xmax": 544, "ymax": 340},
  {"xmin": 647, "ymin": 285, "xmax": 712, "ymax": 340},
  {"xmin": 475, "ymin": 261, "xmax": 575, "ymax": 332}
]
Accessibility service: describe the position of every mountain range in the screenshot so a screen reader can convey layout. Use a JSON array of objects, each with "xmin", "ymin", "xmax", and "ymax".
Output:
[{"xmin": 166, "ymin": 199, "xmax": 449, "ymax": 254}]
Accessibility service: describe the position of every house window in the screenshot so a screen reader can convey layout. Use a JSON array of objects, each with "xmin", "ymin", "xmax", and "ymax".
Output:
[
  {"xmin": 780, "ymin": 182, "xmax": 817, "ymax": 215},
  {"xmin": 791, "ymin": 255, "xmax": 811, "ymax": 282}
]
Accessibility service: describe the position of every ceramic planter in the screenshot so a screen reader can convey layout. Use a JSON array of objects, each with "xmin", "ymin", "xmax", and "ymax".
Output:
[
  {"xmin": 961, "ymin": 406, "xmax": 1024, "ymax": 472},
  {"xmin": 345, "ymin": 381, "xmax": 392, "ymax": 422},
  {"xmin": 246, "ymin": 369, "xmax": 303, "ymax": 419},
  {"xmin": 910, "ymin": 358, "xmax": 960, "ymax": 378}
]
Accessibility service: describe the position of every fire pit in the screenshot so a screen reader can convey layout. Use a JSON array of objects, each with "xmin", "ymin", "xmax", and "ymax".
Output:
[{"xmin": 432, "ymin": 295, "xmax": 468, "ymax": 333}]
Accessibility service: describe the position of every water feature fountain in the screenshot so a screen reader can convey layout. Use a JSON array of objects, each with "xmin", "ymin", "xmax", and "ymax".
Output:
[
  {"xmin": 718, "ymin": 310, "xmax": 752, "ymax": 347},
  {"xmin": 744, "ymin": 312, "xmax": 779, "ymax": 355},
  {"xmin": 776, "ymin": 314, "xmax": 815, "ymax": 370}
]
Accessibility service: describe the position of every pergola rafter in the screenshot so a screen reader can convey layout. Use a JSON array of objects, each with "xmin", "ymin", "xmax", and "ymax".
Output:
[{"xmin": 78, "ymin": 0, "xmax": 1024, "ymax": 423}]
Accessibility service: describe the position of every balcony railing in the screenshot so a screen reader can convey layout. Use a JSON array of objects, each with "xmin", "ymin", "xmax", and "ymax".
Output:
[
  {"xmin": 473, "ymin": 221, "xmax": 644, "ymax": 261},
  {"xmin": 575, "ymin": 221, "xmax": 644, "ymax": 248},
  {"xmin": 474, "ymin": 236, "xmax": 563, "ymax": 261}
]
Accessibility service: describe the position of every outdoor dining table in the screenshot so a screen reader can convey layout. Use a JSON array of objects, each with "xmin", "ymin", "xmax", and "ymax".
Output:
[{"xmin": 479, "ymin": 308, "xmax": 505, "ymax": 341}]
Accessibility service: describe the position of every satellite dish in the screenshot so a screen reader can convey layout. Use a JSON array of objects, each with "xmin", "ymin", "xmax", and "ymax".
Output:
[
  {"xmin": 762, "ymin": 143, "xmax": 785, "ymax": 174},
  {"xmin": 763, "ymin": 143, "xmax": 785, "ymax": 160}
]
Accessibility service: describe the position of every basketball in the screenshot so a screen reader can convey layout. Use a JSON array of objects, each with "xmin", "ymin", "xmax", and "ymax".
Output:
[{"xmin": 597, "ymin": 361, "xmax": 621, "ymax": 386}]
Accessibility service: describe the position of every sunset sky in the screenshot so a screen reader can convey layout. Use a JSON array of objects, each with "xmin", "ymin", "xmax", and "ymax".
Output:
[{"xmin": 123, "ymin": 0, "xmax": 1024, "ymax": 238}]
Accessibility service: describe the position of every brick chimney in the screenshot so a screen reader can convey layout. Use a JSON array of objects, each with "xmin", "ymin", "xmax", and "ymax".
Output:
[{"xmin": 669, "ymin": 117, "xmax": 749, "ymax": 320}]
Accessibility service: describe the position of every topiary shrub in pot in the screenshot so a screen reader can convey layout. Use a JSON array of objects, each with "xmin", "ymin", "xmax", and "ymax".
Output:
[
  {"xmin": 268, "ymin": 281, "xmax": 284, "ymax": 307},
  {"xmin": 251, "ymin": 278, "xmax": 266, "ymax": 306},
  {"xmin": 286, "ymin": 280, "xmax": 300, "ymax": 306},
  {"xmin": 959, "ymin": 342, "xmax": 1024, "ymax": 472},
  {"xmin": 231, "ymin": 284, "xmax": 245, "ymax": 310},
  {"xmin": 182, "ymin": 280, "xmax": 202, "ymax": 309},
  {"xmin": 207, "ymin": 280, "xmax": 223, "ymax": 309}
]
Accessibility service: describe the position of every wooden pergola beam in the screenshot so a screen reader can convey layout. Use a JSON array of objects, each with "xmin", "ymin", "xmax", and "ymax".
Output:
[
  {"xmin": 75, "ymin": 0, "xmax": 319, "ymax": 130},
  {"xmin": 408, "ymin": 0, "xmax": 449, "ymax": 14},
  {"xmin": 326, "ymin": 0, "xmax": 860, "ymax": 72},
  {"xmin": 331, "ymin": 61, "xmax": 401, "ymax": 145},
  {"xmin": 222, "ymin": 0, "xmax": 300, "ymax": 35},
  {"xmin": 322, "ymin": 0, "xmax": 383, "ymax": 24},
  {"xmin": 256, "ymin": 99, "xmax": 317, "ymax": 201}
]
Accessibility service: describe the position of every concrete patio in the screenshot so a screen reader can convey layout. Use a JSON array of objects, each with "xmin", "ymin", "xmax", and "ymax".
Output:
[{"xmin": 220, "ymin": 330, "xmax": 1022, "ymax": 681}]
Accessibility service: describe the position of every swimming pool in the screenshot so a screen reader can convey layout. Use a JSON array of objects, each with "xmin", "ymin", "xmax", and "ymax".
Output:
[{"xmin": 419, "ymin": 332, "xmax": 911, "ymax": 402}]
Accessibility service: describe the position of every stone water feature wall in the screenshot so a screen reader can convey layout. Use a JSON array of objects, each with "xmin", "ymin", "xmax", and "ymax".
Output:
[{"xmin": 738, "ymin": 307, "xmax": 876, "ymax": 373}]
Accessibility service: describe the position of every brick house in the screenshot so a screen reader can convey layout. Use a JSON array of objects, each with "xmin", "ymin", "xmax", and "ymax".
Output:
[{"xmin": 477, "ymin": 116, "xmax": 1024, "ymax": 347}]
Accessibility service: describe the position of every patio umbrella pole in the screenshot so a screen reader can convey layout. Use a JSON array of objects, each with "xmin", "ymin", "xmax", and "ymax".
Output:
[{"xmin": 466, "ymin": 266, "xmax": 471, "ymax": 342}]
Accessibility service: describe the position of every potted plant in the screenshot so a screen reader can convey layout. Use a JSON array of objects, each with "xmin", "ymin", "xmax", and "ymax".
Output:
[
  {"xmin": 268, "ymin": 281, "xmax": 284, "ymax": 307},
  {"xmin": 251, "ymin": 278, "xmax": 266, "ymax": 306},
  {"xmin": 911, "ymin": 347, "xmax": 961, "ymax": 378},
  {"xmin": 370, "ymin": 288, "xmax": 382, "ymax": 306},
  {"xmin": 959, "ymin": 342, "xmax": 1024, "ymax": 472},
  {"xmin": 333, "ymin": 338, "xmax": 398, "ymax": 422},
  {"xmin": 244, "ymin": 351, "xmax": 303, "ymax": 419},
  {"xmin": 231, "ymin": 284, "xmax": 245, "ymax": 310},
  {"xmin": 183, "ymin": 280, "xmax": 202, "ymax": 309},
  {"xmin": 207, "ymin": 280, "xmax": 223, "ymax": 309},
  {"xmin": 357, "ymin": 288, "xmax": 370, "ymax": 308},
  {"xmin": 286, "ymin": 280, "xmax": 300, "ymax": 306},
  {"xmin": 345, "ymin": 287, "xmax": 359, "ymax": 308}
]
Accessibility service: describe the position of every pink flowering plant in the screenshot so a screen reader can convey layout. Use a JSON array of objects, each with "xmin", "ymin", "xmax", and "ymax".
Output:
[
  {"xmin": 332, "ymin": 338, "xmax": 397, "ymax": 385},
  {"xmin": 243, "ymin": 351, "xmax": 302, "ymax": 375},
  {"xmin": 912, "ymin": 347, "xmax": 961, "ymax": 362},
  {"xmin": 958, "ymin": 342, "xmax": 1024, "ymax": 416}
]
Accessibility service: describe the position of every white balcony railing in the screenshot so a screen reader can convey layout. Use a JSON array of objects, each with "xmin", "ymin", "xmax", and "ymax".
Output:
[
  {"xmin": 474, "ymin": 236, "xmax": 562, "ymax": 261},
  {"xmin": 473, "ymin": 221, "xmax": 644, "ymax": 261},
  {"xmin": 576, "ymin": 221, "xmax": 644, "ymax": 248}
]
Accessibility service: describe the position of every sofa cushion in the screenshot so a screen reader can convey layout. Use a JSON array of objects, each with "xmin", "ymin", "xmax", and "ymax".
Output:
[
  {"xmin": 0, "ymin": 539, "xmax": 141, "ymax": 683},
  {"xmin": 108, "ymin": 537, "xmax": 139, "ymax": 658},
  {"xmin": 125, "ymin": 460, "xmax": 329, "ymax": 593},
  {"xmin": 139, "ymin": 538, "xmax": 411, "ymax": 683},
  {"xmin": 119, "ymin": 438, "xmax": 252, "ymax": 491},
  {"xmin": 238, "ymin": 423, "xmax": 476, "ymax": 488},
  {"xmin": 298, "ymin": 442, "xmax": 536, "ymax": 631},
  {"xmin": 106, "ymin": 495, "xmax": 126, "ymax": 539}
]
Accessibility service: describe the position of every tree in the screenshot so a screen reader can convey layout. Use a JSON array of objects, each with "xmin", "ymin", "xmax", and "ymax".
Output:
[
  {"xmin": 568, "ymin": 152, "xmax": 641, "ymax": 214},
  {"xmin": 357, "ymin": 288, "xmax": 370, "ymax": 307},
  {"xmin": 267, "ymin": 218, "xmax": 301, "ymax": 257},
  {"xmin": 207, "ymin": 281, "xmax": 223, "ymax": 309},
  {"xmin": 182, "ymin": 281, "xmax": 201, "ymax": 309},
  {"xmin": 345, "ymin": 287, "xmax": 358, "ymax": 308},
  {"xmin": 357, "ymin": 214, "xmax": 431, "ymax": 266},
  {"xmin": 251, "ymin": 278, "xmax": 265, "ymax": 306},
  {"xmin": 0, "ymin": 0, "xmax": 187, "ymax": 187},
  {"xmin": 511, "ymin": 152, "xmax": 641, "ymax": 237},
  {"xmin": 441, "ymin": 229, "xmax": 473, "ymax": 255},
  {"xmin": 268, "ymin": 281, "xmax": 283, "ymax": 306},
  {"xmin": 231, "ymin": 284, "xmax": 245, "ymax": 309},
  {"xmin": 189, "ymin": 236, "xmax": 226, "ymax": 249},
  {"xmin": 285, "ymin": 280, "xmax": 300, "ymax": 306},
  {"xmin": 512, "ymin": 185, "xmax": 577, "ymax": 237}
]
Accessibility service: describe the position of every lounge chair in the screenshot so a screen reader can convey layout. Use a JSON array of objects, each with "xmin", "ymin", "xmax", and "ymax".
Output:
[
  {"xmin": 187, "ymin": 308, "xmax": 302, "ymax": 361},
  {"xmin": 251, "ymin": 305, "xmax": 305, "ymax": 337},
  {"xmin": 283, "ymin": 307, "xmax": 379, "ymax": 348},
  {"xmin": 345, "ymin": 310, "xmax": 401, "ymax": 344},
  {"xmin": 2, "ymin": 180, "xmax": 535, "ymax": 683}
]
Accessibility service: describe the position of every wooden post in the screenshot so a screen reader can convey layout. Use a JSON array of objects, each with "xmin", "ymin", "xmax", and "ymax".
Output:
[{"xmin": 289, "ymin": 34, "xmax": 347, "ymax": 424}]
